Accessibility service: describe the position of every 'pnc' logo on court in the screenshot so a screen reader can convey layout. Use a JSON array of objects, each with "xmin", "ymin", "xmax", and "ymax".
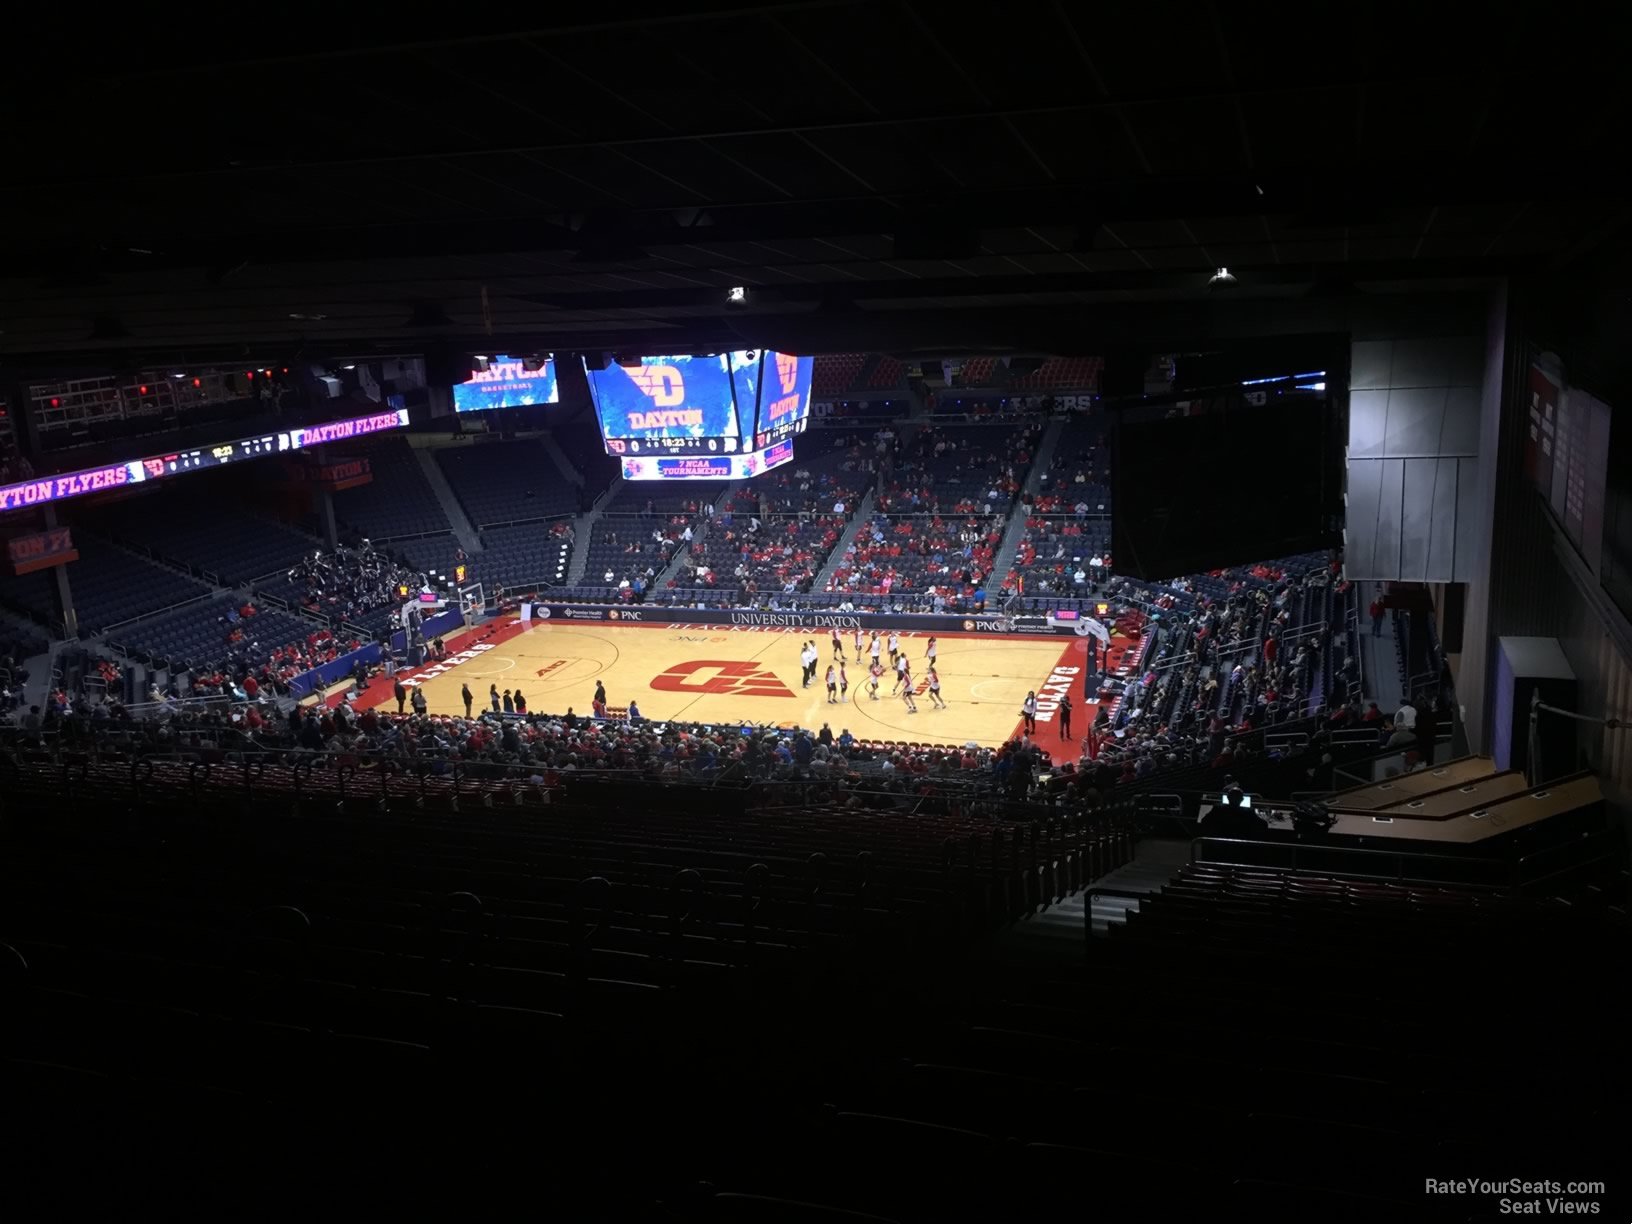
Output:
[{"xmin": 650, "ymin": 660, "xmax": 795, "ymax": 698}]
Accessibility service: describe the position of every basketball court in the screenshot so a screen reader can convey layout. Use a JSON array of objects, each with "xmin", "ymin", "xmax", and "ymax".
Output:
[{"xmin": 357, "ymin": 616, "xmax": 1143, "ymax": 751}]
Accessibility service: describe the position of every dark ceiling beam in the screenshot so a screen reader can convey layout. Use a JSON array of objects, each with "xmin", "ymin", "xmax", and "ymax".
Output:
[
  {"xmin": 15, "ymin": 2, "xmax": 868, "ymax": 83},
  {"xmin": 0, "ymin": 273, "xmax": 1501, "ymax": 367},
  {"xmin": 518, "ymin": 257, "xmax": 1511, "ymax": 311},
  {"xmin": 3, "ymin": 167, "xmax": 1616, "ymax": 274},
  {"xmin": 26, "ymin": 79, "xmax": 1496, "ymax": 187}
]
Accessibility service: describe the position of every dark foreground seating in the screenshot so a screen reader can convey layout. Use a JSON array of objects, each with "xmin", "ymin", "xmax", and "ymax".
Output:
[{"xmin": 0, "ymin": 750, "xmax": 1621, "ymax": 1219}]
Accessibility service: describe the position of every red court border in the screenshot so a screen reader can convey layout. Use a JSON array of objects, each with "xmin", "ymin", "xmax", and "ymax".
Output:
[{"xmin": 341, "ymin": 615, "xmax": 1144, "ymax": 755}]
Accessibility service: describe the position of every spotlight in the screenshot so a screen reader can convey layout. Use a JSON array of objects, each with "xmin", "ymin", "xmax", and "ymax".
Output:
[
  {"xmin": 726, "ymin": 286, "xmax": 749, "ymax": 307},
  {"xmin": 521, "ymin": 355, "xmax": 546, "ymax": 373},
  {"xmin": 1209, "ymin": 267, "xmax": 1237, "ymax": 287},
  {"xmin": 472, "ymin": 355, "xmax": 491, "ymax": 374},
  {"xmin": 170, "ymin": 371, "xmax": 187, "ymax": 380}
]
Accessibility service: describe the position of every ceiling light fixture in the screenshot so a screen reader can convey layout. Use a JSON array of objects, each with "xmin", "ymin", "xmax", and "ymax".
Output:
[
  {"xmin": 1209, "ymin": 266, "xmax": 1237, "ymax": 287},
  {"xmin": 726, "ymin": 286, "xmax": 749, "ymax": 307}
]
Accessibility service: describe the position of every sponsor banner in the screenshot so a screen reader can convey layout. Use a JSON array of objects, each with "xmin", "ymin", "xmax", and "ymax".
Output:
[
  {"xmin": 0, "ymin": 407, "xmax": 409, "ymax": 512},
  {"xmin": 619, "ymin": 440, "xmax": 794, "ymax": 481},
  {"xmin": 8, "ymin": 526, "xmax": 78, "ymax": 574},
  {"xmin": 312, "ymin": 458, "xmax": 372, "ymax": 491},
  {"xmin": 936, "ymin": 392, "xmax": 1100, "ymax": 411},
  {"xmin": 526, "ymin": 604, "xmax": 1087, "ymax": 636},
  {"xmin": 730, "ymin": 609, "xmax": 862, "ymax": 630}
]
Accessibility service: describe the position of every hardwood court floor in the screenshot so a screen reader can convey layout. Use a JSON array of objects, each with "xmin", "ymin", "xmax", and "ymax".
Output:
[{"xmin": 389, "ymin": 618, "xmax": 1097, "ymax": 749}]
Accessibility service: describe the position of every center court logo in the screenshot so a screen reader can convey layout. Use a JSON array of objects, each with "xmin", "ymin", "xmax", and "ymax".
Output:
[{"xmin": 650, "ymin": 660, "xmax": 794, "ymax": 698}]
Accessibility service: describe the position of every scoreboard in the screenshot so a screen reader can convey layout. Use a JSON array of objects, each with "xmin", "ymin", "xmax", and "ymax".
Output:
[
  {"xmin": 589, "ymin": 352, "xmax": 745, "ymax": 457},
  {"xmin": 620, "ymin": 440, "xmax": 794, "ymax": 482},
  {"xmin": 453, "ymin": 356, "xmax": 559, "ymax": 412},
  {"xmin": 749, "ymin": 352, "xmax": 814, "ymax": 450},
  {"xmin": 587, "ymin": 350, "xmax": 811, "ymax": 458},
  {"xmin": 0, "ymin": 407, "xmax": 408, "ymax": 512}
]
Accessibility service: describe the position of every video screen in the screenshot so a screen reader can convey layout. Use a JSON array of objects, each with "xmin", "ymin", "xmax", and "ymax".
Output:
[
  {"xmin": 453, "ymin": 356, "xmax": 560, "ymax": 412},
  {"xmin": 728, "ymin": 350, "xmax": 763, "ymax": 435},
  {"xmin": 753, "ymin": 352, "xmax": 813, "ymax": 448},
  {"xmin": 588, "ymin": 354, "xmax": 744, "ymax": 447},
  {"xmin": 620, "ymin": 440, "xmax": 794, "ymax": 481}
]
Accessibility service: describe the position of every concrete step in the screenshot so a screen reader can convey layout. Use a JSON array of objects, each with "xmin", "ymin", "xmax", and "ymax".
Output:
[{"xmin": 413, "ymin": 447, "xmax": 483, "ymax": 554}]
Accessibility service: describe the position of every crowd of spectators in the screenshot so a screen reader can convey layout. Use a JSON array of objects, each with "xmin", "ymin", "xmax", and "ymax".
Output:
[
  {"xmin": 1035, "ymin": 417, "xmax": 1111, "ymax": 509},
  {"xmin": 1072, "ymin": 558, "xmax": 1354, "ymax": 778},
  {"xmin": 178, "ymin": 603, "xmax": 362, "ymax": 701},
  {"xmin": 278, "ymin": 544, "xmax": 421, "ymax": 630},
  {"xmin": 1003, "ymin": 512, "xmax": 1111, "ymax": 597},
  {"xmin": 7, "ymin": 696, "xmax": 1076, "ymax": 807},
  {"xmin": 721, "ymin": 456, "xmax": 866, "ymax": 522},
  {"xmin": 592, "ymin": 514, "xmax": 693, "ymax": 600},
  {"xmin": 676, "ymin": 513, "xmax": 839, "ymax": 598},
  {"xmin": 874, "ymin": 421, "xmax": 1039, "ymax": 516},
  {"xmin": 826, "ymin": 513, "xmax": 998, "ymax": 610}
]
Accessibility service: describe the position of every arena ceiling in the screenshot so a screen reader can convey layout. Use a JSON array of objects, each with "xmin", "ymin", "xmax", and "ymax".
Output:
[{"xmin": 0, "ymin": 4, "xmax": 1625, "ymax": 365}]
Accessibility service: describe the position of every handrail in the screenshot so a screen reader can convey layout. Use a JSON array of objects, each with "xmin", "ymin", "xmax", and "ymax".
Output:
[
  {"xmin": 1086, "ymin": 887, "xmax": 1151, "ymax": 903},
  {"xmin": 101, "ymin": 590, "xmax": 220, "ymax": 636},
  {"xmin": 1283, "ymin": 619, "xmax": 1328, "ymax": 643},
  {"xmin": 120, "ymin": 694, "xmax": 234, "ymax": 717},
  {"xmin": 1191, "ymin": 835, "xmax": 1512, "ymax": 882}
]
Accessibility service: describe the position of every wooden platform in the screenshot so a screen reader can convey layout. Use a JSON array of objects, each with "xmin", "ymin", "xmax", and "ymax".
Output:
[
  {"xmin": 1324, "ymin": 756, "xmax": 1499, "ymax": 811},
  {"xmin": 360, "ymin": 616, "xmax": 1123, "ymax": 750}
]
